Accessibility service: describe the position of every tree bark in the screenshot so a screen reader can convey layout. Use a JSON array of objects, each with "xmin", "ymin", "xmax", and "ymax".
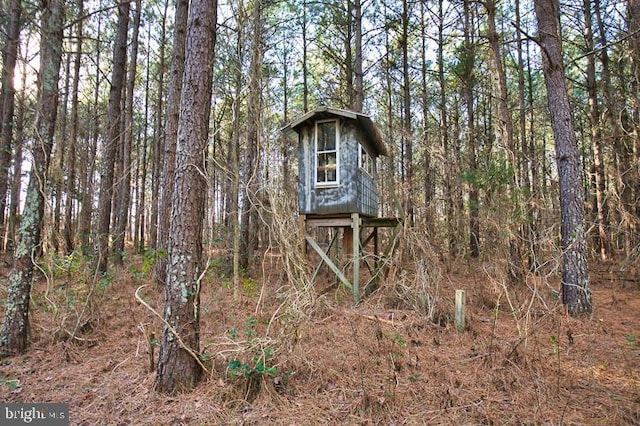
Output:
[
  {"xmin": 1, "ymin": 0, "xmax": 64, "ymax": 354},
  {"xmin": 112, "ymin": 0, "xmax": 141, "ymax": 265},
  {"xmin": 137, "ymin": 26, "xmax": 153, "ymax": 253},
  {"xmin": 52, "ymin": 49, "xmax": 71, "ymax": 254},
  {"xmin": 437, "ymin": 0, "xmax": 455, "ymax": 257},
  {"xmin": 516, "ymin": 0, "xmax": 540, "ymax": 272},
  {"xmin": 155, "ymin": 0, "xmax": 217, "ymax": 394},
  {"xmin": 0, "ymin": 0, "xmax": 22, "ymax": 251},
  {"xmin": 611, "ymin": 0, "xmax": 639, "ymax": 254},
  {"xmin": 583, "ymin": 0, "xmax": 610, "ymax": 260},
  {"xmin": 420, "ymin": 1, "xmax": 434, "ymax": 234},
  {"xmin": 344, "ymin": 0, "xmax": 353, "ymax": 107},
  {"xmin": 485, "ymin": 0, "xmax": 523, "ymax": 282},
  {"xmin": 401, "ymin": 0, "xmax": 414, "ymax": 226},
  {"xmin": 594, "ymin": 0, "xmax": 627, "ymax": 255},
  {"xmin": 6, "ymin": 77, "xmax": 24, "ymax": 252},
  {"xmin": 240, "ymin": 0, "xmax": 265, "ymax": 271},
  {"xmin": 156, "ymin": 0, "xmax": 189, "ymax": 285},
  {"xmin": 382, "ymin": 0, "xmax": 394, "ymax": 216},
  {"xmin": 78, "ymin": 2, "xmax": 104, "ymax": 256},
  {"xmin": 353, "ymin": 0, "xmax": 363, "ymax": 111},
  {"xmin": 149, "ymin": 2, "xmax": 169, "ymax": 251},
  {"xmin": 631, "ymin": 0, "xmax": 640, "ymax": 144},
  {"xmin": 534, "ymin": 0, "xmax": 592, "ymax": 315},
  {"xmin": 462, "ymin": 0, "xmax": 479, "ymax": 258},
  {"xmin": 302, "ymin": 0, "xmax": 309, "ymax": 112},
  {"xmin": 63, "ymin": 0, "xmax": 83, "ymax": 255},
  {"xmin": 229, "ymin": 0, "xmax": 246, "ymax": 296},
  {"xmin": 94, "ymin": 0, "xmax": 129, "ymax": 274},
  {"xmin": 629, "ymin": 0, "xmax": 640, "ymax": 248}
]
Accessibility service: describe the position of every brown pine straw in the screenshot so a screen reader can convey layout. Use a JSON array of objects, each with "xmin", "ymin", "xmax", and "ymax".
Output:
[{"xmin": 0, "ymin": 251, "xmax": 638, "ymax": 425}]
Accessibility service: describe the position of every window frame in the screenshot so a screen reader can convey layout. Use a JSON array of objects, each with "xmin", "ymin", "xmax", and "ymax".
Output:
[
  {"xmin": 314, "ymin": 119, "xmax": 340, "ymax": 188},
  {"xmin": 358, "ymin": 143, "xmax": 374, "ymax": 177}
]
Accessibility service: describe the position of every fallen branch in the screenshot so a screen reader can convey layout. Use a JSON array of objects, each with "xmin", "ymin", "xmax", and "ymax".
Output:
[{"xmin": 134, "ymin": 285, "xmax": 211, "ymax": 376}]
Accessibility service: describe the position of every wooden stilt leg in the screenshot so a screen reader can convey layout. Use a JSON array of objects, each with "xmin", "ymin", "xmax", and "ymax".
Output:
[
  {"xmin": 344, "ymin": 227, "xmax": 353, "ymax": 257},
  {"xmin": 352, "ymin": 213, "xmax": 360, "ymax": 304},
  {"xmin": 299, "ymin": 214, "xmax": 307, "ymax": 256}
]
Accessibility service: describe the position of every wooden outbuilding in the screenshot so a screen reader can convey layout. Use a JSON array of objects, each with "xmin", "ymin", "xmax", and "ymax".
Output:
[{"xmin": 283, "ymin": 106, "xmax": 401, "ymax": 303}]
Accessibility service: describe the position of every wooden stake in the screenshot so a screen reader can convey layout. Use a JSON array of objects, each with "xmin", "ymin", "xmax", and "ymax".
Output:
[{"xmin": 455, "ymin": 289, "xmax": 466, "ymax": 332}]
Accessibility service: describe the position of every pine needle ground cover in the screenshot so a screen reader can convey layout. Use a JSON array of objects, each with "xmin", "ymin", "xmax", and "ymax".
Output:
[{"xmin": 0, "ymin": 252, "xmax": 638, "ymax": 425}]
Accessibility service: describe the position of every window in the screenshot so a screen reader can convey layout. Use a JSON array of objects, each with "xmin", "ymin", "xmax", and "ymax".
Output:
[
  {"xmin": 359, "ymin": 144, "xmax": 374, "ymax": 176},
  {"xmin": 315, "ymin": 120, "xmax": 339, "ymax": 186}
]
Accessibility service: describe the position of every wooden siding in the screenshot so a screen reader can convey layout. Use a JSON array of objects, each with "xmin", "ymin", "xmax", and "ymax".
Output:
[{"xmin": 298, "ymin": 119, "xmax": 379, "ymax": 217}]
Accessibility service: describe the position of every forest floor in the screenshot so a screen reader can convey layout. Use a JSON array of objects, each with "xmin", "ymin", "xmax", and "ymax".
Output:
[{"xmin": 0, "ymin": 249, "xmax": 639, "ymax": 425}]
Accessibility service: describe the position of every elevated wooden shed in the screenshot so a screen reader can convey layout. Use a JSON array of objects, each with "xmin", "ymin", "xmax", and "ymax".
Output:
[
  {"xmin": 283, "ymin": 106, "xmax": 401, "ymax": 303},
  {"xmin": 286, "ymin": 106, "xmax": 388, "ymax": 217}
]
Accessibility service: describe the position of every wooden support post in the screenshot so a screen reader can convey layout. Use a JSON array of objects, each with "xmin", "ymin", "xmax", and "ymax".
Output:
[
  {"xmin": 343, "ymin": 227, "xmax": 353, "ymax": 257},
  {"xmin": 352, "ymin": 213, "xmax": 360, "ymax": 304},
  {"xmin": 373, "ymin": 227, "xmax": 379, "ymax": 258},
  {"xmin": 299, "ymin": 214, "xmax": 307, "ymax": 256},
  {"xmin": 333, "ymin": 228, "xmax": 340, "ymax": 286},
  {"xmin": 455, "ymin": 289, "xmax": 466, "ymax": 332},
  {"xmin": 373, "ymin": 227, "xmax": 379, "ymax": 279}
]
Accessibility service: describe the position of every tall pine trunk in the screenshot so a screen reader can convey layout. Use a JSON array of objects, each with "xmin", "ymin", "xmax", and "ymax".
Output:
[
  {"xmin": 78, "ymin": 1, "xmax": 104, "ymax": 256},
  {"xmin": 1, "ymin": 0, "xmax": 64, "ymax": 355},
  {"xmin": 437, "ymin": 0, "xmax": 455, "ymax": 257},
  {"xmin": 156, "ymin": 0, "xmax": 189, "ymax": 285},
  {"xmin": 149, "ymin": 3, "xmax": 169, "ymax": 251},
  {"xmin": 64, "ymin": 0, "xmax": 83, "ymax": 255},
  {"xmin": 353, "ymin": 0, "xmax": 363, "ymax": 111},
  {"xmin": 301, "ymin": 0, "xmax": 309, "ymax": 112},
  {"xmin": 420, "ymin": 2, "xmax": 434, "ymax": 234},
  {"xmin": 240, "ymin": 0, "xmax": 265, "ymax": 270},
  {"xmin": 230, "ymin": 0, "xmax": 245, "ymax": 296},
  {"xmin": 7, "ymin": 74, "xmax": 25, "ymax": 252},
  {"xmin": 516, "ymin": 0, "xmax": 540, "ymax": 272},
  {"xmin": 112, "ymin": 0, "xmax": 141, "ymax": 265},
  {"xmin": 462, "ymin": 0, "xmax": 479, "ymax": 258},
  {"xmin": 485, "ymin": 0, "xmax": 523, "ymax": 282},
  {"xmin": 534, "ymin": 0, "xmax": 592, "ymax": 315},
  {"xmin": 0, "ymin": 0, "xmax": 22, "ymax": 251},
  {"xmin": 52, "ymin": 50, "xmax": 70, "ymax": 254},
  {"xmin": 583, "ymin": 0, "xmax": 610, "ymax": 260},
  {"xmin": 155, "ymin": 0, "xmax": 217, "ymax": 394},
  {"xmin": 137, "ymin": 27, "xmax": 153, "ymax": 253},
  {"xmin": 94, "ymin": 0, "xmax": 129, "ymax": 274},
  {"xmin": 401, "ymin": 0, "xmax": 414, "ymax": 226}
]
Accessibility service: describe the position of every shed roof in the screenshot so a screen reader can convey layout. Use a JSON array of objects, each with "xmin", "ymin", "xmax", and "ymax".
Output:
[{"xmin": 282, "ymin": 106, "xmax": 388, "ymax": 156}]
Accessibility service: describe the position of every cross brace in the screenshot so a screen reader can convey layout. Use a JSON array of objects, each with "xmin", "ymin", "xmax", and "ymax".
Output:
[{"xmin": 301, "ymin": 213, "xmax": 402, "ymax": 304}]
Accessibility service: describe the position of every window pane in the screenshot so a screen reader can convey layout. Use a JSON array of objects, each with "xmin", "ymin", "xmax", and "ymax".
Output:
[
  {"xmin": 318, "ymin": 153, "xmax": 326, "ymax": 168},
  {"xmin": 317, "ymin": 152, "xmax": 337, "ymax": 183},
  {"xmin": 360, "ymin": 145, "xmax": 373, "ymax": 175},
  {"xmin": 316, "ymin": 120, "xmax": 338, "ymax": 185},
  {"xmin": 326, "ymin": 152, "xmax": 336, "ymax": 167},
  {"xmin": 318, "ymin": 121, "xmax": 336, "ymax": 151}
]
